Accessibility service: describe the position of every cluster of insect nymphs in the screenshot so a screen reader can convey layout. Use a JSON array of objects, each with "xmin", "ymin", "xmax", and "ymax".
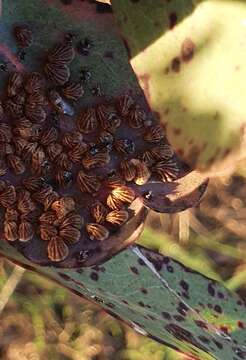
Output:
[{"xmin": 0, "ymin": 25, "xmax": 179, "ymax": 265}]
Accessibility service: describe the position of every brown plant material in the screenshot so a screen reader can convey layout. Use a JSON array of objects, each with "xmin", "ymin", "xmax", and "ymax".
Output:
[
  {"xmin": 144, "ymin": 125, "xmax": 164, "ymax": 143},
  {"xmin": 4, "ymin": 221, "xmax": 18, "ymax": 241},
  {"xmin": 77, "ymin": 108, "xmax": 97, "ymax": 134},
  {"xmin": 130, "ymin": 159, "xmax": 151, "ymax": 185},
  {"xmin": 18, "ymin": 221, "xmax": 34, "ymax": 242},
  {"xmin": 40, "ymin": 224, "xmax": 58, "ymax": 241},
  {"xmin": 62, "ymin": 82, "xmax": 84, "ymax": 101},
  {"xmin": 59, "ymin": 226, "xmax": 81, "ymax": 244},
  {"xmin": 51, "ymin": 197, "xmax": 75, "ymax": 219},
  {"xmin": 14, "ymin": 25, "xmax": 33, "ymax": 48},
  {"xmin": 47, "ymin": 236, "xmax": 69, "ymax": 262},
  {"xmin": 25, "ymin": 72, "xmax": 44, "ymax": 94},
  {"xmin": 7, "ymin": 72, "xmax": 23, "ymax": 97},
  {"xmin": 0, "ymin": 186, "xmax": 16, "ymax": 208},
  {"xmin": 82, "ymin": 150, "xmax": 110, "ymax": 169},
  {"xmin": 44, "ymin": 62, "xmax": 70, "ymax": 86},
  {"xmin": 153, "ymin": 159, "xmax": 179, "ymax": 182},
  {"xmin": 117, "ymin": 94, "xmax": 134, "ymax": 116},
  {"xmin": 77, "ymin": 170, "xmax": 101, "ymax": 193},
  {"xmin": 48, "ymin": 42, "xmax": 75, "ymax": 64},
  {"xmin": 60, "ymin": 213, "xmax": 83, "ymax": 230},
  {"xmin": 86, "ymin": 223, "xmax": 109, "ymax": 241},
  {"xmin": 90, "ymin": 201, "xmax": 108, "ymax": 223},
  {"xmin": 111, "ymin": 186, "xmax": 135, "ymax": 204},
  {"xmin": 106, "ymin": 193, "xmax": 124, "ymax": 210},
  {"xmin": 106, "ymin": 210, "xmax": 129, "ymax": 226},
  {"xmin": 128, "ymin": 105, "xmax": 146, "ymax": 128}
]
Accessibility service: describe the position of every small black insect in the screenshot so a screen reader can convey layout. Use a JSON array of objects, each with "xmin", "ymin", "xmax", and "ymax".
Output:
[
  {"xmin": 64, "ymin": 32, "xmax": 76, "ymax": 43},
  {"xmin": 76, "ymin": 38, "xmax": 93, "ymax": 56},
  {"xmin": 0, "ymin": 62, "xmax": 8, "ymax": 72},
  {"xmin": 80, "ymin": 68, "xmax": 92, "ymax": 82},
  {"xmin": 17, "ymin": 49, "xmax": 26, "ymax": 62}
]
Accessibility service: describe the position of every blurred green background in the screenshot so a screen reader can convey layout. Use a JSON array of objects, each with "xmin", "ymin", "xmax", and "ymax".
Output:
[{"xmin": 0, "ymin": 161, "xmax": 245, "ymax": 360}]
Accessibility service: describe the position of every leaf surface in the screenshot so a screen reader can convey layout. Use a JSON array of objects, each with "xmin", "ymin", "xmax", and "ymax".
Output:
[
  {"xmin": 112, "ymin": 0, "xmax": 246, "ymax": 172},
  {"xmin": 1, "ymin": 239, "xmax": 246, "ymax": 360}
]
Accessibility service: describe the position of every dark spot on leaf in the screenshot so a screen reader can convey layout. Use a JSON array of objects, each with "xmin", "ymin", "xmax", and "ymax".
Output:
[
  {"xmin": 121, "ymin": 299, "xmax": 129, "ymax": 305},
  {"xmin": 214, "ymin": 304, "xmax": 222, "ymax": 313},
  {"xmin": 217, "ymin": 292, "xmax": 224, "ymax": 299},
  {"xmin": 138, "ymin": 258, "xmax": 146, "ymax": 266},
  {"xmin": 208, "ymin": 282, "xmax": 215, "ymax": 297},
  {"xmin": 173, "ymin": 128, "xmax": 181, "ymax": 135},
  {"xmin": 138, "ymin": 301, "xmax": 145, "ymax": 307},
  {"xmin": 222, "ymin": 148, "xmax": 231, "ymax": 159},
  {"xmin": 146, "ymin": 253, "xmax": 163, "ymax": 271},
  {"xmin": 182, "ymin": 292, "xmax": 190, "ymax": 300},
  {"xmin": 90, "ymin": 271, "xmax": 99, "ymax": 281},
  {"xmin": 173, "ymin": 315, "xmax": 185, "ymax": 322},
  {"xmin": 181, "ymin": 38, "xmax": 195, "ymax": 62},
  {"xmin": 171, "ymin": 57, "xmax": 181, "ymax": 72},
  {"xmin": 162, "ymin": 312, "xmax": 171, "ymax": 320},
  {"xmin": 180, "ymin": 280, "xmax": 189, "ymax": 291},
  {"xmin": 177, "ymin": 302, "xmax": 188, "ymax": 316},
  {"xmin": 220, "ymin": 325, "xmax": 229, "ymax": 334},
  {"xmin": 58, "ymin": 273, "xmax": 71, "ymax": 281},
  {"xmin": 198, "ymin": 336, "xmax": 210, "ymax": 344},
  {"xmin": 130, "ymin": 266, "xmax": 139, "ymax": 275},
  {"xmin": 238, "ymin": 321, "xmax": 244, "ymax": 329},
  {"xmin": 194, "ymin": 320, "xmax": 208, "ymax": 330},
  {"xmin": 169, "ymin": 12, "xmax": 177, "ymax": 29},
  {"xmin": 141, "ymin": 288, "xmax": 148, "ymax": 294},
  {"xmin": 213, "ymin": 340, "xmax": 223, "ymax": 349},
  {"xmin": 167, "ymin": 265, "xmax": 174, "ymax": 273},
  {"xmin": 165, "ymin": 324, "xmax": 208, "ymax": 351},
  {"xmin": 106, "ymin": 302, "xmax": 115, "ymax": 309}
]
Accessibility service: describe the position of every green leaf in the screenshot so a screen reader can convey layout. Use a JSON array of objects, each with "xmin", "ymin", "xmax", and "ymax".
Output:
[
  {"xmin": 112, "ymin": 0, "xmax": 246, "ymax": 172},
  {"xmin": 0, "ymin": 0, "xmax": 138, "ymax": 96},
  {"xmin": 0, "ymin": 0, "xmax": 150, "ymax": 267},
  {"xmin": 1, "ymin": 238, "xmax": 246, "ymax": 360},
  {"xmin": 0, "ymin": 0, "xmax": 208, "ymax": 269},
  {"xmin": 1, "ymin": 2, "xmax": 245, "ymax": 359}
]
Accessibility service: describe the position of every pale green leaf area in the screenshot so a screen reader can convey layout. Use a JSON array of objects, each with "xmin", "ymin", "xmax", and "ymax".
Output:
[{"xmin": 112, "ymin": 0, "xmax": 246, "ymax": 172}]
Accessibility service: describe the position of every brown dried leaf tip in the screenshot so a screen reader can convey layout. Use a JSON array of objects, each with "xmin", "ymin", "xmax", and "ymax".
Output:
[
  {"xmin": 44, "ymin": 42, "xmax": 75, "ymax": 86},
  {"xmin": 0, "ymin": 28, "xmax": 207, "ymax": 268}
]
